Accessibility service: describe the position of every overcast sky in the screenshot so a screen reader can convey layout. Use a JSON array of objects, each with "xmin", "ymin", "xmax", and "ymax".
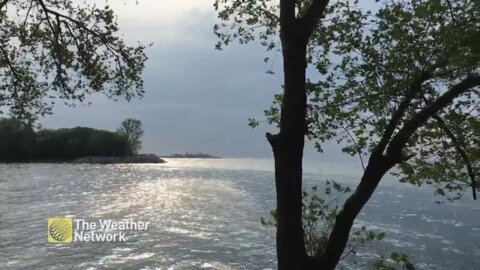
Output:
[{"xmin": 39, "ymin": 0, "xmax": 359, "ymax": 165}]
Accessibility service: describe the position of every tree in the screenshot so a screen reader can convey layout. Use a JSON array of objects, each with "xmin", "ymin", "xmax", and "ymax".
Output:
[
  {"xmin": 34, "ymin": 126, "xmax": 130, "ymax": 159},
  {"xmin": 0, "ymin": 118, "xmax": 35, "ymax": 161},
  {"xmin": 215, "ymin": 0, "xmax": 341, "ymax": 268},
  {"xmin": 117, "ymin": 118, "xmax": 144, "ymax": 155},
  {"xmin": 304, "ymin": 2, "xmax": 479, "ymax": 266},
  {"xmin": 216, "ymin": 0, "xmax": 479, "ymax": 269},
  {"xmin": 216, "ymin": 1, "xmax": 333, "ymax": 268},
  {"xmin": 0, "ymin": 0, "xmax": 147, "ymax": 123},
  {"xmin": 87, "ymin": 129, "xmax": 130, "ymax": 157}
]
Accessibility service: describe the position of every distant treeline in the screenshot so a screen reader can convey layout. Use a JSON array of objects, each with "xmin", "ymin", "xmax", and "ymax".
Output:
[{"xmin": 0, "ymin": 118, "xmax": 131, "ymax": 162}]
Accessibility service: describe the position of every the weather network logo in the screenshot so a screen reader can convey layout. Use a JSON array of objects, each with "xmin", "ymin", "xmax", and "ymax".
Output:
[
  {"xmin": 48, "ymin": 218, "xmax": 73, "ymax": 243},
  {"xmin": 47, "ymin": 217, "xmax": 149, "ymax": 244}
]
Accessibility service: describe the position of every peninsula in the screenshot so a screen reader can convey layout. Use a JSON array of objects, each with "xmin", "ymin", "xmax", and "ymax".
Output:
[{"xmin": 0, "ymin": 118, "xmax": 165, "ymax": 164}]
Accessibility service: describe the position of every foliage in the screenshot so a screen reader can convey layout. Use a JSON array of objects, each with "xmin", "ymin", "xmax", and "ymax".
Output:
[
  {"xmin": 0, "ymin": 0, "xmax": 148, "ymax": 122},
  {"xmin": 373, "ymin": 252, "xmax": 416, "ymax": 270},
  {"xmin": 34, "ymin": 126, "xmax": 130, "ymax": 160},
  {"xmin": 116, "ymin": 118, "xmax": 144, "ymax": 155},
  {"xmin": 86, "ymin": 129, "xmax": 131, "ymax": 157},
  {"xmin": 254, "ymin": 0, "xmax": 480, "ymax": 201},
  {"xmin": 214, "ymin": 0, "xmax": 279, "ymax": 51},
  {"xmin": 0, "ymin": 118, "xmax": 130, "ymax": 161},
  {"xmin": 0, "ymin": 118, "xmax": 35, "ymax": 161},
  {"xmin": 214, "ymin": 0, "xmax": 333, "ymax": 52},
  {"xmin": 261, "ymin": 181, "xmax": 385, "ymax": 258}
]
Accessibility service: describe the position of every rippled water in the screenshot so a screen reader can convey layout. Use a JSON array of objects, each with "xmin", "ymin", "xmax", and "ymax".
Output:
[{"xmin": 0, "ymin": 159, "xmax": 478, "ymax": 269}]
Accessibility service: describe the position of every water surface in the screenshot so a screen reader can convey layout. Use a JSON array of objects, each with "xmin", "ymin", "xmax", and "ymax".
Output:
[{"xmin": 0, "ymin": 159, "xmax": 478, "ymax": 269}]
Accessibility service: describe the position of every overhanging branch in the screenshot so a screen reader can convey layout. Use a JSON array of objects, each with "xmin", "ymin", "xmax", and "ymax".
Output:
[
  {"xmin": 386, "ymin": 74, "xmax": 480, "ymax": 160},
  {"xmin": 376, "ymin": 71, "xmax": 432, "ymax": 156},
  {"xmin": 35, "ymin": 0, "xmax": 123, "ymax": 56},
  {"xmin": 0, "ymin": 45, "xmax": 19, "ymax": 83},
  {"xmin": 376, "ymin": 53, "xmax": 455, "ymax": 156},
  {"xmin": 432, "ymin": 114, "xmax": 477, "ymax": 200}
]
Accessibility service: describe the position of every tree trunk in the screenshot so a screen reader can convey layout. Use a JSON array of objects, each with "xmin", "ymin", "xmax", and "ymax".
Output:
[{"xmin": 267, "ymin": 30, "xmax": 310, "ymax": 269}]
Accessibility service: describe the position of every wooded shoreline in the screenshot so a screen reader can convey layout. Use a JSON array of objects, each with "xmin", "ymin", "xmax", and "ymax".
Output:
[{"xmin": 0, "ymin": 154, "xmax": 166, "ymax": 164}]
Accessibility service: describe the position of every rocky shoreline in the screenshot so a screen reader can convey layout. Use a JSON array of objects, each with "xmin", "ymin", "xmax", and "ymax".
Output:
[
  {"xmin": 162, "ymin": 153, "xmax": 220, "ymax": 159},
  {"xmin": 72, "ymin": 154, "xmax": 166, "ymax": 164}
]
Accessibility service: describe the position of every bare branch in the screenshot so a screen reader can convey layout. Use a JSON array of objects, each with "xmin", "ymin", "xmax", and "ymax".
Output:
[{"xmin": 339, "ymin": 123, "xmax": 366, "ymax": 171}]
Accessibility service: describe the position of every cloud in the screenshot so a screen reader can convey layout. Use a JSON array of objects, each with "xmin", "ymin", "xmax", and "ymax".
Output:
[
  {"xmin": 105, "ymin": 0, "xmax": 216, "ymax": 46},
  {"xmin": 41, "ymin": 2, "xmax": 283, "ymax": 158}
]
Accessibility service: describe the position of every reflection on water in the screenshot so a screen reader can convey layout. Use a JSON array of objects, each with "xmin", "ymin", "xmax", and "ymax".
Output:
[{"xmin": 0, "ymin": 159, "xmax": 479, "ymax": 269}]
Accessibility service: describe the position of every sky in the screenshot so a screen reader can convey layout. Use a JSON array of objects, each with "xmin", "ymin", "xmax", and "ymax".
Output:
[{"xmin": 39, "ymin": 0, "xmax": 360, "ymax": 165}]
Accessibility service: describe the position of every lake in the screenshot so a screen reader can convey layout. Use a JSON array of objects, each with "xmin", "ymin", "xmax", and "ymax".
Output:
[{"xmin": 0, "ymin": 159, "xmax": 478, "ymax": 269}]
